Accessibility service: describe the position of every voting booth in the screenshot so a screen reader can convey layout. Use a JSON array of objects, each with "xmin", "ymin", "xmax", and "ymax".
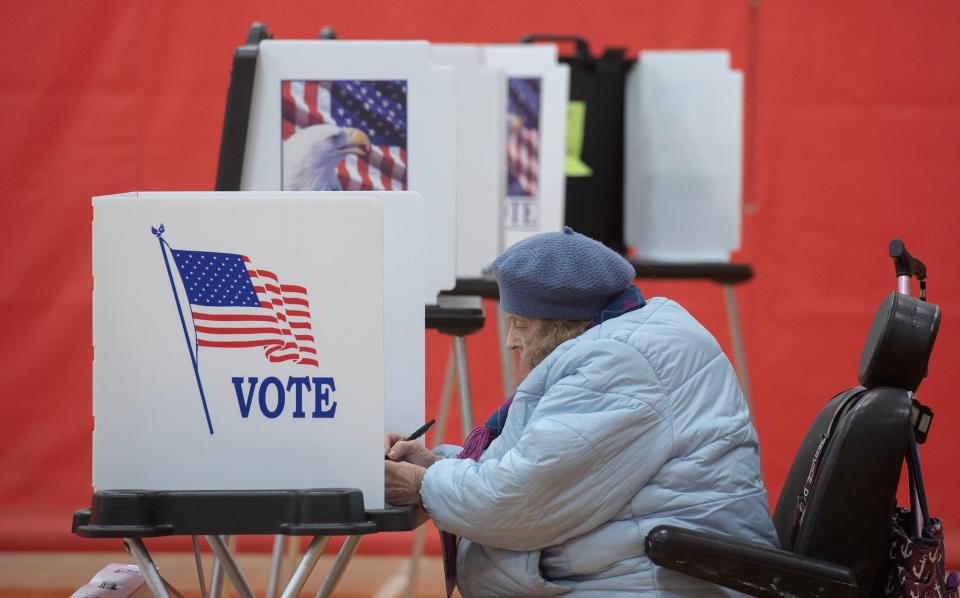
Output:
[
  {"xmin": 624, "ymin": 50, "xmax": 744, "ymax": 262},
  {"xmin": 620, "ymin": 50, "xmax": 754, "ymax": 402},
  {"xmin": 92, "ymin": 190, "xmax": 425, "ymax": 504},
  {"xmin": 431, "ymin": 44, "xmax": 505, "ymax": 278},
  {"xmin": 520, "ymin": 35, "xmax": 632, "ymax": 253},
  {"xmin": 484, "ymin": 44, "xmax": 570, "ymax": 250},
  {"xmin": 80, "ymin": 191, "xmax": 425, "ymax": 597}
]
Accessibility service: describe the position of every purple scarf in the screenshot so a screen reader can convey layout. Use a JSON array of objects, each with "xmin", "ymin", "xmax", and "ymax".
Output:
[{"xmin": 440, "ymin": 285, "xmax": 645, "ymax": 595}]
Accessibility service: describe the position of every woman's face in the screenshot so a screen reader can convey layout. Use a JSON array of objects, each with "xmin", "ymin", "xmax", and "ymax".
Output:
[{"xmin": 505, "ymin": 313, "xmax": 548, "ymax": 371}]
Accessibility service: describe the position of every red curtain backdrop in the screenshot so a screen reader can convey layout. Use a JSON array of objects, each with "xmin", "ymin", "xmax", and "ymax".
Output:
[{"xmin": 1, "ymin": 0, "xmax": 958, "ymax": 566}]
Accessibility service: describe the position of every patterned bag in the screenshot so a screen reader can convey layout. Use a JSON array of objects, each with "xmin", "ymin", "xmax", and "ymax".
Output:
[
  {"xmin": 881, "ymin": 509, "xmax": 959, "ymax": 597},
  {"xmin": 880, "ymin": 435, "xmax": 959, "ymax": 598}
]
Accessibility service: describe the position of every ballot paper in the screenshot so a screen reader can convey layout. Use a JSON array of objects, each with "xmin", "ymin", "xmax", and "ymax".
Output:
[{"xmin": 624, "ymin": 51, "xmax": 743, "ymax": 262}]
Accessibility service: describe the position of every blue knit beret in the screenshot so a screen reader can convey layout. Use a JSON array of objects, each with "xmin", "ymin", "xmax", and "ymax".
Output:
[{"xmin": 492, "ymin": 227, "xmax": 636, "ymax": 320}]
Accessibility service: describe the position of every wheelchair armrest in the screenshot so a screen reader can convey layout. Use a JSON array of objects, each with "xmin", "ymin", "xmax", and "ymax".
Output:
[{"xmin": 645, "ymin": 525, "xmax": 858, "ymax": 598}]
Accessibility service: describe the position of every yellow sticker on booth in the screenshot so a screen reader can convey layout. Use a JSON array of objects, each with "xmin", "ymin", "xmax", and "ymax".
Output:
[{"xmin": 565, "ymin": 101, "xmax": 593, "ymax": 177}]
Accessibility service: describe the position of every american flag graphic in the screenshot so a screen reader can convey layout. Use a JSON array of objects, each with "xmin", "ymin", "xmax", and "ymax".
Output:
[
  {"xmin": 170, "ymin": 249, "xmax": 319, "ymax": 368},
  {"xmin": 282, "ymin": 79, "xmax": 408, "ymax": 191},
  {"xmin": 507, "ymin": 77, "xmax": 542, "ymax": 197}
]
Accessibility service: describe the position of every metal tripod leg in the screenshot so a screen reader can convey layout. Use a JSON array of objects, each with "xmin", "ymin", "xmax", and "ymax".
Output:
[
  {"xmin": 314, "ymin": 535, "xmax": 362, "ymax": 598},
  {"xmin": 436, "ymin": 334, "xmax": 477, "ymax": 440},
  {"xmin": 124, "ymin": 538, "xmax": 172, "ymax": 598},
  {"xmin": 209, "ymin": 535, "xmax": 236, "ymax": 598},
  {"xmin": 279, "ymin": 536, "xmax": 329, "ymax": 598},
  {"xmin": 723, "ymin": 284, "xmax": 753, "ymax": 412},
  {"xmin": 403, "ymin": 525, "xmax": 428, "ymax": 598},
  {"xmin": 434, "ymin": 345, "xmax": 456, "ymax": 444},
  {"xmin": 453, "ymin": 336, "xmax": 474, "ymax": 437},
  {"xmin": 205, "ymin": 535, "xmax": 255, "ymax": 598},
  {"xmin": 266, "ymin": 535, "xmax": 286, "ymax": 598},
  {"xmin": 191, "ymin": 536, "xmax": 209, "ymax": 598}
]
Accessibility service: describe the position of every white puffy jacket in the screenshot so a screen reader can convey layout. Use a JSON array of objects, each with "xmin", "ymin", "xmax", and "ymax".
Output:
[{"xmin": 421, "ymin": 297, "xmax": 779, "ymax": 596}]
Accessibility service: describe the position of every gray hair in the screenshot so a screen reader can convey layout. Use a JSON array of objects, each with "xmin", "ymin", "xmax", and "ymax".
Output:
[{"xmin": 524, "ymin": 318, "xmax": 593, "ymax": 369}]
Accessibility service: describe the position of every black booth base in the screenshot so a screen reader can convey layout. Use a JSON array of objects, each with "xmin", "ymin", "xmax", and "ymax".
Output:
[
  {"xmin": 425, "ymin": 295, "xmax": 485, "ymax": 336},
  {"xmin": 445, "ymin": 263, "xmax": 754, "ymax": 304},
  {"xmin": 629, "ymin": 261, "xmax": 753, "ymax": 285},
  {"xmin": 73, "ymin": 489, "xmax": 417, "ymax": 538}
]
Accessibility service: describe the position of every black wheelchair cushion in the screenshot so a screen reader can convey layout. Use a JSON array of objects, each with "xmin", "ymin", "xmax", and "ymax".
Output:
[{"xmin": 858, "ymin": 292, "xmax": 940, "ymax": 391}]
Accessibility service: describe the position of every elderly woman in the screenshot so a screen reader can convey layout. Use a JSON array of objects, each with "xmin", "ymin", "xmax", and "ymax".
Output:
[{"xmin": 385, "ymin": 228, "xmax": 778, "ymax": 596}]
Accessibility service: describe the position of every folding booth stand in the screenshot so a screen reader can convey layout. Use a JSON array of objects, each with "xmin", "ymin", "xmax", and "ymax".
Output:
[{"xmin": 73, "ymin": 492, "xmax": 420, "ymax": 598}]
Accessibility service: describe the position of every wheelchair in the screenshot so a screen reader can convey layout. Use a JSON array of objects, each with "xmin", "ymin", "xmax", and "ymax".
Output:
[{"xmin": 645, "ymin": 239, "xmax": 943, "ymax": 597}]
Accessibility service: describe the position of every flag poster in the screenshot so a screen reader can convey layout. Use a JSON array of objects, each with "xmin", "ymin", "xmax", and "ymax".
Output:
[
  {"xmin": 151, "ymin": 225, "xmax": 322, "ymax": 435},
  {"xmin": 506, "ymin": 77, "xmax": 542, "ymax": 229},
  {"xmin": 281, "ymin": 80, "xmax": 408, "ymax": 192},
  {"xmin": 169, "ymin": 247, "xmax": 318, "ymax": 368}
]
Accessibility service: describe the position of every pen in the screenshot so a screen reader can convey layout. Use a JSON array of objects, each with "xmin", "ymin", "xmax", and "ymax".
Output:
[
  {"xmin": 404, "ymin": 419, "xmax": 436, "ymax": 442},
  {"xmin": 385, "ymin": 419, "xmax": 436, "ymax": 460}
]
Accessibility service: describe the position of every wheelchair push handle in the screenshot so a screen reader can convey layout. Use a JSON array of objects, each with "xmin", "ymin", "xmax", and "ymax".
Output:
[
  {"xmin": 889, "ymin": 239, "xmax": 928, "ymax": 299},
  {"xmin": 889, "ymin": 239, "xmax": 927, "ymax": 281}
]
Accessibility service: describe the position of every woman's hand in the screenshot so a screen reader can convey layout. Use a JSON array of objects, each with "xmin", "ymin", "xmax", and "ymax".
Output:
[
  {"xmin": 385, "ymin": 460, "xmax": 427, "ymax": 506},
  {"xmin": 384, "ymin": 432, "xmax": 405, "ymax": 454},
  {"xmin": 386, "ymin": 440, "xmax": 439, "ymax": 468}
]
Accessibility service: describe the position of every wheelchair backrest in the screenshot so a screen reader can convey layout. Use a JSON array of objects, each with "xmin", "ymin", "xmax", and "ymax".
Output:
[{"xmin": 771, "ymin": 292, "xmax": 940, "ymax": 592}]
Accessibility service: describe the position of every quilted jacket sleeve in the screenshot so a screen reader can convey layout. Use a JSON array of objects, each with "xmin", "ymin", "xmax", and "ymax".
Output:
[{"xmin": 420, "ymin": 339, "xmax": 675, "ymax": 552}]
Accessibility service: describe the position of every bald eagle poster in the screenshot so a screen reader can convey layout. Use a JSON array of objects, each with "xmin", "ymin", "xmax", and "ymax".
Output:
[{"xmin": 281, "ymin": 80, "xmax": 409, "ymax": 192}]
